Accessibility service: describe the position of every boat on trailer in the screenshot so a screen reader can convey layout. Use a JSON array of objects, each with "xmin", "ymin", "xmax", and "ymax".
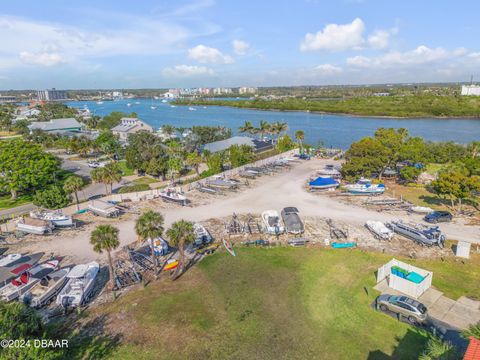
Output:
[
  {"xmin": 16, "ymin": 217, "xmax": 54, "ymax": 235},
  {"xmin": 365, "ymin": 221, "xmax": 394, "ymax": 240},
  {"xmin": 205, "ymin": 177, "xmax": 238, "ymax": 189},
  {"xmin": 30, "ymin": 209, "xmax": 74, "ymax": 227},
  {"xmin": 281, "ymin": 207, "xmax": 305, "ymax": 235},
  {"xmin": 410, "ymin": 206, "xmax": 433, "ymax": 214},
  {"xmin": 317, "ymin": 165, "xmax": 341, "ymax": 178},
  {"xmin": 56, "ymin": 262, "xmax": 99, "ymax": 308},
  {"xmin": 261, "ymin": 210, "xmax": 285, "ymax": 235},
  {"xmin": 20, "ymin": 267, "xmax": 71, "ymax": 308},
  {"xmin": 88, "ymin": 200, "xmax": 120, "ymax": 217},
  {"xmin": 159, "ymin": 188, "xmax": 187, "ymax": 206},
  {"xmin": 0, "ymin": 252, "xmax": 44, "ymax": 288},
  {"xmin": 386, "ymin": 220, "xmax": 445, "ymax": 248},
  {"xmin": 0, "ymin": 259, "xmax": 59, "ymax": 301},
  {"xmin": 0, "ymin": 253, "xmax": 22, "ymax": 267},
  {"xmin": 193, "ymin": 223, "xmax": 213, "ymax": 245},
  {"xmin": 148, "ymin": 237, "xmax": 169, "ymax": 256},
  {"xmin": 309, "ymin": 177, "xmax": 339, "ymax": 190},
  {"xmin": 345, "ymin": 178, "xmax": 385, "ymax": 195}
]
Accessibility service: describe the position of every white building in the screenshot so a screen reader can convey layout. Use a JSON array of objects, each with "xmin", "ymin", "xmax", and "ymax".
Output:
[
  {"xmin": 37, "ymin": 88, "xmax": 68, "ymax": 101},
  {"xmin": 213, "ymin": 87, "xmax": 233, "ymax": 95},
  {"xmin": 239, "ymin": 87, "xmax": 258, "ymax": 94},
  {"xmin": 461, "ymin": 85, "xmax": 480, "ymax": 96},
  {"xmin": 111, "ymin": 117, "xmax": 154, "ymax": 142}
]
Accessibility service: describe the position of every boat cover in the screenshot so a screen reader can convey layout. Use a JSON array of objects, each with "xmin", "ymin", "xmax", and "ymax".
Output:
[{"xmin": 309, "ymin": 177, "xmax": 339, "ymax": 187}]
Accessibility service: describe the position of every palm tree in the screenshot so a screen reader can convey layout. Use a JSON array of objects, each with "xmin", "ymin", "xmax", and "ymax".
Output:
[
  {"xmin": 104, "ymin": 162, "xmax": 123, "ymax": 193},
  {"xmin": 90, "ymin": 225, "xmax": 120, "ymax": 290},
  {"xmin": 270, "ymin": 122, "xmax": 281, "ymax": 144},
  {"xmin": 63, "ymin": 176, "xmax": 84, "ymax": 210},
  {"xmin": 295, "ymin": 130, "xmax": 305, "ymax": 152},
  {"xmin": 166, "ymin": 220, "xmax": 195, "ymax": 278},
  {"xmin": 278, "ymin": 121, "xmax": 288, "ymax": 137},
  {"xmin": 161, "ymin": 124, "xmax": 176, "ymax": 137},
  {"xmin": 91, "ymin": 167, "xmax": 109, "ymax": 195},
  {"xmin": 258, "ymin": 120, "xmax": 271, "ymax": 141},
  {"xmin": 185, "ymin": 152, "xmax": 202, "ymax": 176},
  {"xmin": 238, "ymin": 121, "xmax": 254, "ymax": 137},
  {"xmin": 135, "ymin": 210, "xmax": 165, "ymax": 278},
  {"xmin": 419, "ymin": 336, "xmax": 457, "ymax": 360}
]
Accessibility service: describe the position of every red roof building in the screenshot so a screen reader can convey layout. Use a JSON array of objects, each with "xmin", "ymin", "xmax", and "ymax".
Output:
[{"xmin": 464, "ymin": 337, "xmax": 480, "ymax": 360}]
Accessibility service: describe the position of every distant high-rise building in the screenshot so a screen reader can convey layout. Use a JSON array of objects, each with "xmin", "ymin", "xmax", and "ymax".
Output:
[
  {"xmin": 37, "ymin": 88, "xmax": 68, "ymax": 101},
  {"xmin": 461, "ymin": 84, "xmax": 480, "ymax": 96},
  {"xmin": 239, "ymin": 87, "xmax": 258, "ymax": 94}
]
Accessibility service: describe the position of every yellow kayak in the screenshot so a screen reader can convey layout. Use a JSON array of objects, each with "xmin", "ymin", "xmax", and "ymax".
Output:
[{"xmin": 164, "ymin": 260, "xmax": 179, "ymax": 271}]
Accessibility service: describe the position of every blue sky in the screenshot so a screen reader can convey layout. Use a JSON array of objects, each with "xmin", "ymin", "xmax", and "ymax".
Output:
[{"xmin": 1, "ymin": 0, "xmax": 479, "ymax": 89}]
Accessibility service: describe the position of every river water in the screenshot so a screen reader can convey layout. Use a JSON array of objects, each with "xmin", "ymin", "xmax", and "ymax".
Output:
[{"xmin": 65, "ymin": 99, "xmax": 480, "ymax": 149}]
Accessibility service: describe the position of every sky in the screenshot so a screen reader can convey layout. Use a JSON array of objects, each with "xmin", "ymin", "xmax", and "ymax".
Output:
[{"xmin": 1, "ymin": 0, "xmax": 480, "ymax": 89}]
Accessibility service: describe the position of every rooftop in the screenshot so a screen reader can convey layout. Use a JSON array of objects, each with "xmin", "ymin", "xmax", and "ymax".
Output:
[
  {"xmin": 203, "ymin": 136, "xmax": 273, "ymax": 153},
  {"xmin": 28, "ymin": 118, "xmax": 81, "ymax": 132},
  {"xmin": 464, "ymin": 337, "xmax": 480, "ymax": 360}
]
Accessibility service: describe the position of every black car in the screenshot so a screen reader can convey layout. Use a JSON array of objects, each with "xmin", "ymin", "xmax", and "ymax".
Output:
[{"xmin": 424, "ymin": 211, "xmax": 453, "ymax": 223}]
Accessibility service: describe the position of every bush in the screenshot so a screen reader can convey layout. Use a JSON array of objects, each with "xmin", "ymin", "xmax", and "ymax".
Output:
[
  {"xmin": 199, "ymin": 169, "xmax": 218, "ymax": 178},
  {"xmin": 118, "ymin": 183, "xmax": 150, "ymax": 193},
  {"xmin": 400, "ymin": 166, "xmax": 421, "ymax": 183},
  {"xmin": 33, "ymin": 185, "xmax": 69, "ymax": 209}
]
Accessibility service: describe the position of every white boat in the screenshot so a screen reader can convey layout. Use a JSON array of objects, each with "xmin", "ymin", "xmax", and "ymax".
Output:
[
  {"xmin": 159, "ymin": 188, "xmax": 187, "ymax": 206},
  {"xmin": 193, "ymin": 223, "xmax": 213, "ymax": 245},
  {"xmin": 365, "ymin": 221, "xmax": 394, "ymax": 240},
  {"xmin": 188, "ymin": 107, "xmax": 197, "ymax": 111},
  {"xmin": 317, "ymin": 165, "xmax": 341, "ymax": 178},
  {"xmin": 56, "ymin": 262, "xmax": 99, "ymax": 308},
  {"xmin": 30, "ymin": 209, "xmax": 73, "ymax": 227},
  {"xmin": 127, "ymin": 103, "xmax": 132, "ymax": 107},
  {"xmin": 96, "ymin": 101, "xmax": 104, "ymax": 105},
  {"xmin": 162, "ymin": 99, "xmax": 167, "ymax": 103},
  {"xmin": 135, "ymin": 101, "xmax": 140, "ymax": 105},
  {"xmin": 0, "ymin": 259, "xmax": 59, "ymax": 301},
  {"xmin": 20, "ymin": 267, "xmax": 71, "ymax": 308},
  {"xmin": 147, "ymin": 238, "xmax": 169, "ymax": 256},
  {"xmin": 345, "ymin": 178, "xmax": 385, "ymax": 195},
  {"xmin": 410, "ymin": 206, "xmax": 434, "ymax": 214},
  {"xmin": 0, "ymin": 253, "xmax": 22, "ymax": 267},
  {"xmin": 262, "ymin": 210, "xmax": 285, "ymax": 235},
  {"xmin": 170, "ymin": 105, "xmax": 177, "ymax": 108},
  {"xmin": 150, "ymin": 106, "xmax": 157, "ymax": 110},
  {"xmin": 16, "ymin": 217, "xmax": 54, "ymax": 235}
]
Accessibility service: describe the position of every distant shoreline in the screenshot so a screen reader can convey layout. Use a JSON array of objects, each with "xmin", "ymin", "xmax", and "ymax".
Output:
[{"xmin": 180, "ymin": 103, "xmax": 480, "ymax": 120}]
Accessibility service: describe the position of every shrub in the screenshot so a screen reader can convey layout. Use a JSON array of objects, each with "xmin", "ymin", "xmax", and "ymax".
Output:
[
  {"xmin": 118, "ymin": 183, "xmax": 150, "ymax": 193},
  {"xmin": 33, "ymin": 185, "xmax": 69, "ymax": 209}
]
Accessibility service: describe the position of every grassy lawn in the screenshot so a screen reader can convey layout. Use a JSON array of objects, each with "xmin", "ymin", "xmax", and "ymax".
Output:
[
  {"xmin": 118, "ymin": 161, "xmax": 135, "ymax": 176},
  {"xmin": 425, "ymin": 163, "xmax": 447, "ymax": 176},
  {"xmin": 386, "ymin": 183, "xmax": 448, "ymax": 210},
  {"xmin": 84, "ymin": 248, "xmax": 480, "ymax": 360},
  {"xmin": 132, "ymin": 177, "xmax": 159, "ymax": 186},
  {"xmin": 0, "ymin": 193, "xmax": 33, "ymax": 211}
]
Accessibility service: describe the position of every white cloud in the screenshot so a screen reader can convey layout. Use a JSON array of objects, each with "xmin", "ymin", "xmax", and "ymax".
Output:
[
  {"xmin": 347, "ymin": 45, "xmax": 466, "ymax": 68},
  {"xmin": 300, "ymin": 18, "xmax": 365, "ymax": 51},
  {"xmin": 315, "ymin": 64, "xmax": 343, "ymax": 74},
  {"xmin": 162, "ymin": 64, "xmax": 214, "ymax": 77},
  {"xmin": 232, "ymin": 40, "xmax": 251, "ymax": 55},
  {"xmin": 19, "ymin": 51, "xmax": 65, "ymax": 66},
  {"xmin": 367, "ymin": 30, "xmax": 390, "ymax": 49},
  {"xmin": 188, "ymin": 45, "xmax": 233, "ymax": 64}
]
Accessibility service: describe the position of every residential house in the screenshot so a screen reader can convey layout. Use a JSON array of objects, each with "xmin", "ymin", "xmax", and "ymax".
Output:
[
  {"xmin": 111, "ymin": 117, "xmax": 153, "ymax": 142},
  {"xmin": 28, "ymin": 118, "xmax": 82, "ymax": 133},
  {"xmin": 202, "ymin": 136, "xmax": 273, "ymax": 153}
]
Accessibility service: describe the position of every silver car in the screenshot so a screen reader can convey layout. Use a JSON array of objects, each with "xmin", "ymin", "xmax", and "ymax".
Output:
[{"xmin": 376, "ymin": 294, "xmax": 428, "ymax": 324}]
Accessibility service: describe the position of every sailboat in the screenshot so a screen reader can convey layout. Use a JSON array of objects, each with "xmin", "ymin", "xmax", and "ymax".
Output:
[{"xmin": 150, "ymin": 98, "xmax": 157, "ymax": 110}]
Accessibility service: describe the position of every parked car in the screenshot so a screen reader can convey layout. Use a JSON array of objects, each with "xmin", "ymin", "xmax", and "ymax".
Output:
[
  {"xmin": 295, "ymin": 153, "xmax": 311, "ymax": 160},
  {"xmin": 424, "ymin": 211, "xmax": 453, "ymax": 223},
  {"xmin": 88, "ymin": 161, "xmax": 106, "ymax": 168},
  {"xmin": 376, "ymin": 294, "xmax": 428, "ymax": 324}
]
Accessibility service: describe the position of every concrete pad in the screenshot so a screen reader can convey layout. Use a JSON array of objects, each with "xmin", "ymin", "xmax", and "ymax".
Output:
[
  {"xmin": 457, "ymin": 296, "xmax": 480, "ymax": 310},
  {"xmin": 445, "ymin": 302, "xmax": 480, "ymax": 328},
  {"xmin": 428, "ymin": 296, "xmax": 456, "ymax": 320},
  {"xmin": 373, "ymin": 279, "xmax": 402, "ymax": 295},
  {"xmin": 419, "ymin": 288, "xmax": 444, "ymax": 307}
]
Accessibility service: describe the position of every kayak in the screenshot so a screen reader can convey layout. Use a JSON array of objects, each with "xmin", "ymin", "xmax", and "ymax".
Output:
[
  {"xmin": 164, "ymin": 260, "xmax": 178, "ymax": 271},
  {"xmin": 222, "ymin": 238, "xmax": 236, "ymax": 257},
  {"xmin": 331, "ymin": 242, "xmax": 356, "ymax": 249}
]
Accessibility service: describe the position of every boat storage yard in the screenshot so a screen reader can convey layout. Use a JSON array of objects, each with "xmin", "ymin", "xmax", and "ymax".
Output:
[{"xmin": 0, "ymin": 154, "xmax": 479, "ymax": 328}]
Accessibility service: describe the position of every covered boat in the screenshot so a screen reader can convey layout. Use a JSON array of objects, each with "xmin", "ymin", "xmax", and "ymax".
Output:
[
  {"xmin": 159, "ymin": 188, "xmax": 187, "ymax": 206},
  {"xmin": 386, "ymin": 220, "xmax": 445, "ymax": 248},
  {"xmin": 281, "ymin": 207, "xmax": 304, "ymax": 235},
  {"xmin": 365, "ymin": 221, "xmax": 394, "ymax": 240},
  {"xmin": 317, "ymin": 165, "xmax": 341, "ymax": 178},
  {"xmin": 193, "ymin": 223, "xmax": 213, "ymax": 245},
  {"xmin": 345, "ymin": 178, "xmax": 385, "ymax": 195},
  {"xmin": 205, "ymin": 178, "xmax": 238, "ymax": 189},
  {"xmin": 410, "ymin": 206, "xmax": 433, "ymax": 214},
  {"xmin": 88, "ymin": 200, "xmax": 119, "ymax": 217},
  {"xmin": 0, "ymin": 252, "xmax": 44, "ymax": 287},
  {"xmin": 309, "ymin": 177, "xmax": 339, "ymax": 190},
  {"xmin": 16, "ymin": 217, "xmax": 53, "ymax": 235},
  {"xmin": 148, "ymin": 237, "xmax": 169, "ymax": 256},
  {"xmin": 56, "ymin": 262, "xmax": 99, "ymax": 308},
  {"xmin": 0, "ymin": 259, "xmax": 59, "ymax": 301},
  {"xmin": 30, "ymin": 209, "xmax": 73, "ymax": 227},
  {"xmin": 20, "ymin": 267, "xmax": 71, "ymax": 308},
  {"xmin": 261, "ymin": 210, "xmax": 285, "ymax": 235}
]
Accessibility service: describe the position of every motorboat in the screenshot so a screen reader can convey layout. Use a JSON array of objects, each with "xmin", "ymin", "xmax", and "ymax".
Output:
[
  {"xmin": 56, "ymin": 262, "xmax": 99, "ymax": 308},
  {"xmin": 345, "ymin": 178, "xmax": 385, "ymax": 195},
  {"xmin": 0, "ymin": 253, "xmax": 22, "ymax": 267},
  {"xmin": 193, "ymin": 223, "xmax": 213, "ymax": 245},
  {"xmin": 96, "ymin": 101, "xmax": 103, "ymax": 105},
  {"xmin": 365, "ymin": 221, "xmax": 394, "ymax": 240},
  {"xmin": 410, "ymin": 206, "xmax": 434, "ymax": 214},
  {"xmin": 188, "ymin": 107, "xmax": 197, "ymax": 111},
  {"xmin": 317, "ymin": 165, "xmax": 341, "ymax": 178},
  {"xmin": 159, "ymin": 188, "xmax": 187, "ymax": 206},
  {"xmin": 170, "ymin": 105, "xmax": 177, "ymax": 108},
  {"xmin": 0, "ymin": 252, "xmax": 44, "ymax": 287},
  {"xmin": 0, "ymin": 259, "xmax": 59, "ymax": 301},
  {"xmin": 16, "ymin": 217, "xmax": 54, "ymax": 235},
  {"xmin": 127, "ymin": 103, "xmax": 132, "ymax": 107},
  {"xmin": 162, "ymin": 99, "xmax": 167, "ymax": 103},
  {"xmin": 30, "ymin": 209, "xmax": 74, "ymax": 227},
  {"xmin": 386, "ymin": 220, "xmax": 445, "ymax": 248},
  {"xmin": 262, "ymin": 210, "xmax": 285, "ymax": 235},
  {"xmin": 281, "ymin": 207, "xmax": 304, "ymax": 235},
  {"xmin": 150, "ymin": 106, "xmax": 157, "ymax": 110},
  {"xmin": 135, "ymin": 101, "xmax": 140, "ymax": 105},
  {"xmin": 148, "ymin": 237, "xmax": 169, "ymax": 256},
  {"xmin": 20, "ymin": 267, "xmax": 71, "ymax": 308},
  {"xmin": 205, "ymin": 177, "xmax": 238, "ymax": 189},
  {"xmin": 88, "ymin": 200, "xmax": 119, "ymax": 217},
  {"xmin": 309, "ymin": 177, "xmax": 339, "ymax": 190}
]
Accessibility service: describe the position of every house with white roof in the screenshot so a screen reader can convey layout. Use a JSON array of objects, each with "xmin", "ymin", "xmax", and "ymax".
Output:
[
  {"xmin": 28, "ymin": 118, "xmax": 82, "ymax": 133},
  {"xmin": 111, "ymin": 117, "xmax": 153, "ymax": 142},
  {"xmin": 202, "ymin": 136, "xmax": 273, "ymax": 153}
]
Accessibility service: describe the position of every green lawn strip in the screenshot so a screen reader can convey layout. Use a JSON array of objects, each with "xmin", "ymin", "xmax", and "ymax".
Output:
[
  {"xmin": 0, "ymin": 194, "xmax": 33, "ymax": 210},
  {"xmin": 117, "ymin": 161, "xmax": 135, "ymax": 176}
]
